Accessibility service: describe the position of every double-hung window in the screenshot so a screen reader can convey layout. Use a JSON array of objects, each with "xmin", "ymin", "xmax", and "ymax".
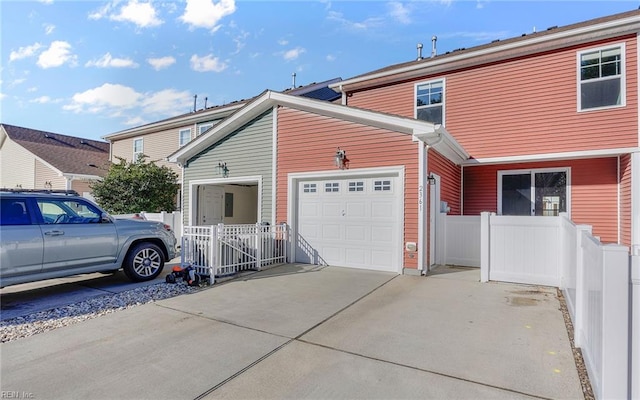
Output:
[
  {"xmin": 133, "ymin": 138, "xmax": 143, "ymax": 161},
  {"xmin": 179, "ymin": 128, "xmax": 191, "ymax": 147},
  {"xmin": 578, "ymin": 44, "xmax": 624, "ymax": 111},
  {"xmin": 197, "ymin": 122, "xmax": 213, "ymax": 136},
  {"xmin": 416, "ymin": 79, "xmax": 444, "ymax": 125}
]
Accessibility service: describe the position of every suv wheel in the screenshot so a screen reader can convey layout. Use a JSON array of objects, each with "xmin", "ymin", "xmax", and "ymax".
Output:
[{"xmin": 123, "ymin": 243, "xmax": 165, "ymax": 282}]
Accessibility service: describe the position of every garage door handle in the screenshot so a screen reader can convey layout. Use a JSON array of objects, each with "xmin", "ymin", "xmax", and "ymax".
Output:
[{"xmin": 44, "ymin": 230, "xmax": 64, "ymax": 236}]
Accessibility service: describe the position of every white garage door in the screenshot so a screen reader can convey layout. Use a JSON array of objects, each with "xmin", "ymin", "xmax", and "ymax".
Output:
[{"xmin": 295, "ymin": 175, "xmax": 401, "ymax": 272}]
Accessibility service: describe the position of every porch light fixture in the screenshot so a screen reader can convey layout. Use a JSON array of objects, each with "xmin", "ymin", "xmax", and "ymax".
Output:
[
  {"xmin": 335, "ymin": 148, "xmax": 347, "ymax": 169},
  {"xmin": 217, "ymin": 162, "xmax": 229, "ymax": 178},
  {"xmin": 427, "ymin": 174, "xmax": 436, "ymax": 185}
]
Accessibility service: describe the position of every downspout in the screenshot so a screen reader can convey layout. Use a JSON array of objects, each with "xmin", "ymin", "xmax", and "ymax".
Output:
[
  {"xmin": 418, "ymin": 141, "xmax": 427, "ymax": 274},
  {"xmin": 339, "ymin": 85, "xmax": 347, "ymax": 106}
]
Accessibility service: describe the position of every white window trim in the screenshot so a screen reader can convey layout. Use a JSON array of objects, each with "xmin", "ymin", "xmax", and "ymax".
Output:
[
  {"xmin": 133, "ymin": 137, "xmax": 143, "ymax": 160},
  {"xmin": 197, "ymin": 122, "xmax": 214, "ymax": 136},
  {"xmin": 497, "ymin": 167, "xmax": 571, "ymax": 217},
  {"xmin": 414, "ymin": 78, "xmax": 446, "ymax": 126},
  {"xmin": 179, "ymin": 128, "xmax": 191, "ymax": 147},
  {"xmin": 577, "ymin": 42, "xmax": 626, "ymax": 112}
]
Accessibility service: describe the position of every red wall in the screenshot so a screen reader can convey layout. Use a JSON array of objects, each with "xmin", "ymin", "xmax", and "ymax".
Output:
[
  {"xmin": 348, "ymin": 36, "xmax": 638, "ymax": 159},
  {"xmin": 276, "ymin": 107, "xmax": 421, "ymax": 269},
  {"xmin": 463, "ymin": 157, "xmax": 619, "ymax": 243}
]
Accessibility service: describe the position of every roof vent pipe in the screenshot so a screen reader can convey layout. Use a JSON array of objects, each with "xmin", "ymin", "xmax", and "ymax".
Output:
[
  {"xmin": 204, "ymin": 97, "xmax": 208, "ymax": 109},
  {"xmin": 431, "ymin": 36, "xmax": 437, "ymax": 58},
  {"xmin": 193, "ymin": 94, "xmax": 197, "ymax": 112},
  {"xmin": 292, "ymin": 72, "xmax": 296, "ymax": 89},
  {"xmin": 416, "ymin": 43, "xmax": 423, "ymax": 60}
]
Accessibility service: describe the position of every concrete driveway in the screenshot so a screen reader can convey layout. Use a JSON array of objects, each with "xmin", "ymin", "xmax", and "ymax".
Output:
[{"xmin": 0, "ymin": 264, "xmax": 583, "ymax": 399}]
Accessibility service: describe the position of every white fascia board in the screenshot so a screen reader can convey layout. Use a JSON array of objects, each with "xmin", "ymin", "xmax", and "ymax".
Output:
[
  {"xmin": 463, "ymin": 147, "xmax": 640, "ymax": 166},
  {"xmin": 413, "ymin": 125, "xmax": 470, "ymax": 165},
  {"xmin": 62, "ymin": 173, "xmax": 103, "ymax": 180},
  {"xmin": 331, "ymin": 15, "xmax": 640, "ymax": 91},
  {"xmin": 102, "ymin": 103, "xmax": 245, "ymax": 141},
  {"xmin": 170, "ymin": 91, "xmax": 447, "ymax": 165}
]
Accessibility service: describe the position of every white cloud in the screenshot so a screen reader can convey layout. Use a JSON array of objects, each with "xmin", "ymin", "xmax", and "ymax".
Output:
[
  {"xmin": 180, "ymin": 0, "xmax": 236, "ymax": 31},
  {"xmin": 0, "ymin": 92, "xmax": 6, "ymax": 101},
  {"xmin": 64, "ymin": 83, "xmax": 141, "ymax": 113},
  {"xmin": 27, "ymin": 87, "xmax": 38, "ymax": 92},
  {"xmin": 112, "ymin": 0, "xmax": 162, "ymax": 27},
  {"xmin": 9, "ymin": 43, "xmax": 42, "ymax": 62},
  {"xmin": 85, "ymin": 53, "xmax": 139, "ymax": 68},
  {"xmin": 388, "ymin": 2, "xmax": 411, "ymax": 25},
  {"xmin": 278, "ymin": 39, "xmax": 288, "ymax": 46},
  {"xmin": 140, "ymin": 89, "xmax": 192, "ymax": 114},
  {"xmin": 31, "ymin": 96, "xmax": 61, "ymax": 104},
  {"xmin": 63, "ymin": 83, "xmax": 193, "ymax": 123},
  {"xmin": 282, "ymin": 47, "xmax": 306, "ymax": 61},
  {"xmin": 37, "ymin": 41, "xmax": 77, "ymax": 68},
  {"xmin": 39, "ymin": 0, "xmax": 53, "ymax": 4},
  {"xmin": 327, "ymin": 11, "xmax": 383, "ymax": 30},
  {"xmin": 326, "ymin": 54, "xmax": 336, "ymax": 62},
  {"xmin": 43, "ymin": 23, "xmax": 55, "ymax": 35},
  {"xmin": 89, "ymin": 1, "xmax": 162, "ymax": 28},
  {"xmin": 147, "ymin": 56, "xmax": 176, "ymax": 70},
  {"xmin": 190, "ymin": 54, "xmax": 228, "ymax": 72}
]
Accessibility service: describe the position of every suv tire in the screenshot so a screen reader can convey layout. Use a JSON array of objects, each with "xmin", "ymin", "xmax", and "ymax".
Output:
[{"xmin": 123, "ymin": 242, "xmax": 165, "ymax": 282}]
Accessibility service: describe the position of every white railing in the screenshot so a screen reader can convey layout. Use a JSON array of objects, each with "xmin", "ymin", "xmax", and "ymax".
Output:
[
  {"xmin": 114, "ymin": 211, "xmax": 183, "ymax": 241},
  {"xmin": 181, "ymin": 223, "xmax": 289, "ymax": 284}
]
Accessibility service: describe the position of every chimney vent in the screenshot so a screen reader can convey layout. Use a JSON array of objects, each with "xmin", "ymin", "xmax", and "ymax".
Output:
[
  {"xmin": 431, "ymin": 36, "xmax": 438, "ymax": 58},
  {"xmin": 416, "ymin": 43, "xmax": 423, "ymax": 60},
  {"xmin": 292, "ymin": 72, "xmax": 296, "ymax": 89},
  {"xmin": 193, "ymin": 94, "xmax": 197, "ymax": 112}
]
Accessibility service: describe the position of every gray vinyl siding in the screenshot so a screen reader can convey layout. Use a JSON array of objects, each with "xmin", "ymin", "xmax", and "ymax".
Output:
[{"xmin": 183, "ymin": 110, "xmax": 274, "ymax": 224}]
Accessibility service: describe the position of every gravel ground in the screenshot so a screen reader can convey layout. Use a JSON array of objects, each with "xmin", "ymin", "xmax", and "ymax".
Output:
[
  {"xmin": 557, "ymin": 288, "xmax": 595, "ymax": 400},
  {"xmin": 0, "ymin": 282, "xmax": 201, "ymax": 344}
]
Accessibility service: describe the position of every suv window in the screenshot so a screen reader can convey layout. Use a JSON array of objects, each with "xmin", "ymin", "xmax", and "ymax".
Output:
[
  {"xmin": 37, "ymin": 198, "xmax": 103, "ymax": 224},
  {"xmin": 0, "ymin": 198, "xmax": 31, "ymax": 225}
]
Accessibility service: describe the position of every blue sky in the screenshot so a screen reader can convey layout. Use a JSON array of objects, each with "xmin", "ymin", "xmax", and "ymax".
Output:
[{"xmin": 1, "ymin": 0, "xmax": 635, "ymax": 141}]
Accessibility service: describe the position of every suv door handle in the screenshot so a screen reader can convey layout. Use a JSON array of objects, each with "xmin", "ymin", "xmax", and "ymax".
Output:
[{"xmin": 44, "ymin": 230, "xmax": 64, "ymax": 236}]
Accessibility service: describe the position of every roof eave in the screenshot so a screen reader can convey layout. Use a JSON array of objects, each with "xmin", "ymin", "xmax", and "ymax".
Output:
[{"xmin": 330, "ymin": 14, "xmax": 640, "ymax": 92}]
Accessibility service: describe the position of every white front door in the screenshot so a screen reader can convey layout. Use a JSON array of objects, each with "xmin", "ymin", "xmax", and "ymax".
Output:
[
  {"xmin": 198, "ymin": 185, "xmax": 224, "ymax": 225},
  {"xmin": 295, "ymin": 175, "xmax": 401, "ymax": 273}
]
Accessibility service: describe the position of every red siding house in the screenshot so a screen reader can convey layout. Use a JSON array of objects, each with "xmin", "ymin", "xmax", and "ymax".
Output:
[
  {"xmin": 330, "ymin": 9, "xmax": 639, "ymax": 251},
  {"xmin": 173, "ymin": 10, "xmax": 638, "ymax": 276}
]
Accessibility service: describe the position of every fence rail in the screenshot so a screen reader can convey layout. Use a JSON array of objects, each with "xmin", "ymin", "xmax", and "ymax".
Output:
[{"xmin": 181, "ymin": 223, "xmax": 289, "ymax": 284}]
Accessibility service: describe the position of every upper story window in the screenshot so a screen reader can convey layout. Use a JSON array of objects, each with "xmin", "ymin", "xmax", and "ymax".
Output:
[
  {"xmin": 416, "ymin": 79, "xmax": 444, "ymax": 125},
  {"xmin": 197, "ymin": 122, "xmax": 213, "ymax": 136},
  {"xmin": 133, "ymin": 138, "xmax": 143, "ymax": 160},
  {"xmin": 179, "ymin": 128, "xmax": 191, "ymax": 147},
  {"xmin": 578, "ymin": 44, "xmax": 624, "ymax": 111}
]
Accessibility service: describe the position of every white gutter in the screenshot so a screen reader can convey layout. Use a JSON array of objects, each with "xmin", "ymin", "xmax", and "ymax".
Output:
[{"xmin": 463, "ymin": 147, "xmax": 640, "ymax": 166}]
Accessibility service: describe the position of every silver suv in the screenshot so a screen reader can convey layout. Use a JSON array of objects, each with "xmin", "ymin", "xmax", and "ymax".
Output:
[{"xmin": 0, "ymin": 189, "xmax": 177, "ymax": 287}]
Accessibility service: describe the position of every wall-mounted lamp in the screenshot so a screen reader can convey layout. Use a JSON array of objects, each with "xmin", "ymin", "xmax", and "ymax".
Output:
[
  {"xmin": 217, "ymin": 162, "xmax": 229, "ymax": 178},
  {"xmin": 335, "ymin": 148, "xmax": 348, "ymax": 170},
  {"xmin": 427, "ymin": 174, "xmax": 436, "ymax": 185},
  {"xmin": 44, "ymin": 181, "xmax": 52, "ymax": 190}
]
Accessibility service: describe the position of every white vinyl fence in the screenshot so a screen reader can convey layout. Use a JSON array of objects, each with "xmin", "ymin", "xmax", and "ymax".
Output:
[
  {"xmin": 443, "ymin": 212, "xmax": 635, "ymax": 400},
  {"xmin": 114, "ymin": 211, "xmax": 183, "ymax": 240},
  {"xmin": 181, "ymin": 223, "xmax": 289, "ymax": 284}
]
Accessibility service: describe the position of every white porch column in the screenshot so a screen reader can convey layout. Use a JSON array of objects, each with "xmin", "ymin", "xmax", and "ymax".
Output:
[
  {"xmin": 417, "ymin": 141, "xmax": 427, "ymax": 273},
  {"xmin": 632, "ymin": 152, "xmax": 640, "ymax": 247}
]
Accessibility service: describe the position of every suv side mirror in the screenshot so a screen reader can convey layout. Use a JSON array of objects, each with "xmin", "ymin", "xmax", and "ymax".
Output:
[{"xmin": 101, "ymin": 213, "xmax": 112, "ymax": 223}]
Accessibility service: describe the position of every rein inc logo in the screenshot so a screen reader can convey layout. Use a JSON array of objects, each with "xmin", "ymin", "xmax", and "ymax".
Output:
[{"xmin": 1, "ymin": 392, "xmax": 34, "ymax": 399}]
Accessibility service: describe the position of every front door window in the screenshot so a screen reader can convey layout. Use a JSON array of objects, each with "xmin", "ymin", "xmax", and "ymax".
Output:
[{"xmin": 499, "ymin": 169, "xmax": 568, "ymax": 216}]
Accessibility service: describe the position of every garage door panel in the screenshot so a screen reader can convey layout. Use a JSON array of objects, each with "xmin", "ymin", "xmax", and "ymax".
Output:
[
  {"xmin": 321, "ymin": 224, "xmax": 341, "ymax": 240},
  {"xmin": 296, "ymin": 174, "xmax": 401, "ymax": 273},
  {"xmin": 300, "ymin": 203, "xmax": 318, "ymax": 217},
  {"xmin": 345, "ymin": 225, "xmax": 367, "ymax": 242}
]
